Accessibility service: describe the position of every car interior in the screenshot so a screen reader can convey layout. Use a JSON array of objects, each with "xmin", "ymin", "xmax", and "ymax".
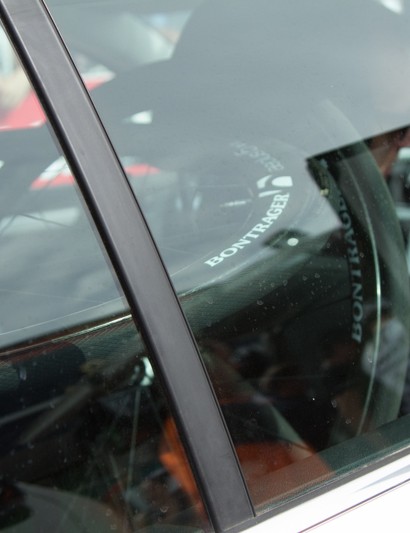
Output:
[{"xmin": 1, "ymin": 0, "xmax": 410, "ymax": 530}]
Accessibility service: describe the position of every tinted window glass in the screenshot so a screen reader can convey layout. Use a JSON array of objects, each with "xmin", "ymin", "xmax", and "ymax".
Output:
[
  {"xmin": 48, "ymin": 0, "xmax": 410, "ymax": 511},
  {"xmin": 0, "ymin": 32, "xmax": 208, "ymax": 532}
]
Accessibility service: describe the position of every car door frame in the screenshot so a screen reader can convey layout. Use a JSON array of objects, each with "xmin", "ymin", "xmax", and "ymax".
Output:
[
  {"xmin": 4, "ymin": 1, "xmax": 410, "ymax": 533},
  {"xmin": 0, "ymin": 0, "xmax": 255, "ymax": 531}
]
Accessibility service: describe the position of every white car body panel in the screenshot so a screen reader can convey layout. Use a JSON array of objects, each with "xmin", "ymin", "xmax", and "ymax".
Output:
[{"xmin": 243, "ymin": 454, "xmax": 410, "ymax": 533}]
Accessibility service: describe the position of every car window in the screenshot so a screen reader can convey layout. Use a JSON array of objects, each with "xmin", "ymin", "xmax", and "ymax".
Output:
[
  {"xmin": 47, "ymin": 0, "xmax": 410, "ymax": 515},
  {"xmin": 0, "ymin": 30, "xmax": 209, "ymax": 532}
]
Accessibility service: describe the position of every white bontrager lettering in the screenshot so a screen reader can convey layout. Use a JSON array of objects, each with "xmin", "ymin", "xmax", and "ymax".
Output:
[{"xmin": 205, "ymin": 192, "xmax": 290, "ymax": 267}]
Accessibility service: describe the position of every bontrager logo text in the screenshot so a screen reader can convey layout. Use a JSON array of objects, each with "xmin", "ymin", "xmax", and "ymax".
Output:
[
  {"xmin": 339, "ymin": 194, "xmax": 363, "ymax": 343},
  {"xmin": 205, "ymin": 142, "xmax": 293, "ymax": 267},
  {"xmin": 205, "ymin": 186, "xmax": 290, "ymax": 267}
]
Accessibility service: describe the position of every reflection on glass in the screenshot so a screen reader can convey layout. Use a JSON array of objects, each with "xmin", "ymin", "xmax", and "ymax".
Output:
[
  {"xmin": 47, "ymin": 0, "xmax": 410, "ymax": 512},
  {"xmin": 0, "ymin": 28, "xmax": 208, "ymax": 531},
  {"xmin": 0, "ymin": 317, "xmax": 208, "ymax": 531},
  {"xmin": 0, "ymin": 29, "xmax": 43, "ymax": 129}
]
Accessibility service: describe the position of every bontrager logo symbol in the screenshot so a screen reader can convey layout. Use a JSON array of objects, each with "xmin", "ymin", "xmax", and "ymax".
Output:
[{"xmin": 257, "ymin": 175, "xmax": 293, "ymax": 197}]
